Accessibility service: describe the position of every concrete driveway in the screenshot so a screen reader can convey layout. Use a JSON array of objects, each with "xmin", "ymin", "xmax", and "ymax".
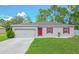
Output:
[{"xmin": 0, "ymin": 38, "xmax": 34, "ymax": 54}]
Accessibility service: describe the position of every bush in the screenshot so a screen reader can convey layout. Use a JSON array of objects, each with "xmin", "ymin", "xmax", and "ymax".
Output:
[
  {"xmin": 4, "ymin": 23, "xmax": 15, "ymax": 38},
  {"xmin": 6, "ymin": 29, "xmax": 15, "ymax": 38},
  {"xmin": 74, "ymin": 25, "xmax": 79, "ymax": 30}
]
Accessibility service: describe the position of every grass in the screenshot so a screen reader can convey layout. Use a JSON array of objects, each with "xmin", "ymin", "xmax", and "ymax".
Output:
[
  {"xmin": 26, "ymin": 36, "xmax": 79, "ymax": 54},
  {"xmin": 0, "ymin": 33, "xmax": 8, "ymax": 42}
]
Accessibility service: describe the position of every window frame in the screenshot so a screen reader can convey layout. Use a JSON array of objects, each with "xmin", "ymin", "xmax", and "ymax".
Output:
[
  {"xmin": 63, "ymin": 26, "xmax": 69, "ymax": 33},
  {"xmin": 47, "ymin": 27, "xmax": 53, "ymax": 33}
]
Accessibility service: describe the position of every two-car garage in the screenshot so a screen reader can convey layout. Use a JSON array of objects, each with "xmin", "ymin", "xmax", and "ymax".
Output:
[{"xmin": 12, "ymin": 26, "xmax": 37, "ymax": 38}]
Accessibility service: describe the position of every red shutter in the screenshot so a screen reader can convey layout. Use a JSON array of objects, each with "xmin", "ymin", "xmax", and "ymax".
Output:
[
  {"xmin": 63, "ymin": 26, "xmax": 64, "ymax": 34},
  {"xmin": 68, "ymin": 25, "xmax": 70, "ymax": 34},
  {"xmin": 46, "ymin": 27, "xmax": 48, "ymax": 33},
  {"xmin": 38, "ymin": 27, "xmax": 42, "ymax": 36}
]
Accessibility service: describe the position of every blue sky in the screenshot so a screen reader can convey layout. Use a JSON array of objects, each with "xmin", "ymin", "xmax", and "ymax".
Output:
[
  {"xmin": 0, "ymin": 5, "xmax": 67, "ymax": 22},
  {"xmin": 0, "ymin": 5, "xmax": 51, "ymax": 22}
]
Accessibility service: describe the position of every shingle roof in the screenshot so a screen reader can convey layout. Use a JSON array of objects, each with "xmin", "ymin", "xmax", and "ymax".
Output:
[{"xmin": 12, "ymin": 22, "xmax": 74, "ymax": 27}]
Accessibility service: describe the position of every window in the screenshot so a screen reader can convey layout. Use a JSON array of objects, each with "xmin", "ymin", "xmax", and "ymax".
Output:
[
  {"xmin": 48, "ymin": 27, "xmax": 53, "ymax": 33},
  {"xmin": 63, "ymin": 26, "xmax": 70, "ymax": 34},
  {"xmin": 64, "ymin": 27, "xmax": 68, "ymax": 33}
]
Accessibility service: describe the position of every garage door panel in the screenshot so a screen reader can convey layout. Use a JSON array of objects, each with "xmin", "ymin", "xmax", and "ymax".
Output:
[{"xmin": 15, "ymin": 29, "xmax": 36, "ymax": 38}]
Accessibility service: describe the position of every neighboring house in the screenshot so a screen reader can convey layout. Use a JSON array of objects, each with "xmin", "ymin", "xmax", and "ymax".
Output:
[
  {"xmin": 12, "ymin": 22, "xmax": 74, "ymax": 38},
  {"xmin": 0, "ymin": 27, "xmax": 6, "ymax": 34}
]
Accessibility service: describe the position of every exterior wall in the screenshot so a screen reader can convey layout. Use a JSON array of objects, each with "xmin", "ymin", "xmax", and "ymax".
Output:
[
  {"xmin": 74, "ymin": 30, "xmax": 79, "ymax": 35},
  {"xmin": 59, "ymin": 27, "xmax": 74, "ymax": 38},
  {"xmin": 12, "ymin": 25, "xmax": 75, "ymax": 38},
  {"xmin": 68, "ymin": 27, "xmax": 74, "ymax": 37},
  {"xmin": 37, "ymin": 26, "xmax": 74, "ymax": 38},
  {"xmin": 12, "ymin": 26, "xmax": 37, "ymax": 38}
]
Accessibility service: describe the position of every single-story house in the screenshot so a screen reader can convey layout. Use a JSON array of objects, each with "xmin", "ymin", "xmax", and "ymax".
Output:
[{"xmin": 12, "ymin": 22, "xmax": 75, "ymax": 38}]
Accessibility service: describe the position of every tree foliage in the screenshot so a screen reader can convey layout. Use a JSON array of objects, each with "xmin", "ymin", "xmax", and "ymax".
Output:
[
  {"xmin": 0, "ymin": 18, "xmax": 6, "ymax": 26},
  {"xmin": 71, "ymin": 11, "xmax": 79, "ymax": 24},
  {"xmin": 37, "ymin": 9, "xmax": 51, "ymax": 22},
  {"xmin": 37, "ymin": 5, "xmax": 79, "ymax": 25}
]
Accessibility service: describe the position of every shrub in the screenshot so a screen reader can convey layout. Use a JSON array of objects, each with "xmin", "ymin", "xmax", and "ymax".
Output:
[
  {"xmin": 74, "ymin": 25, "xmax": 79, "ymax": 30},
  {"xmin": 4, "ymin": 23, "xmax": 15, "ymax": 38},
  {"xmin": 6, "ymin": 29, "xmax": 15, "ymax": 38}
]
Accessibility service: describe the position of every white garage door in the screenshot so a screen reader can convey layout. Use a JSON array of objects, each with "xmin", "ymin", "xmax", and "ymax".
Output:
[{"xmin": 14, "ymin": 29, "xmax": 36, "ymax": 38}]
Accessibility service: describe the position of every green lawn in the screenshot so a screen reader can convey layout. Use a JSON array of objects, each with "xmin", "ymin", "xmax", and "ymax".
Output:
[
  {"xmin": 26, "ymin": 36, "xmax": 79, "ymax": 54},
  {"xmin": 0, "ymin": 33, "xmax": 8, "ymax": 42}
]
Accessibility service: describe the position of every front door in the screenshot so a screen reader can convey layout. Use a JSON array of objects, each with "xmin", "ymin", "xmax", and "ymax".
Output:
[{"xmin": 38, "ymin": 27, "xmax": 42, "ymax": 36}]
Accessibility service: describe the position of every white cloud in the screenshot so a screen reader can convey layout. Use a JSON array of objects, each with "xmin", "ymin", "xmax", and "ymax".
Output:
[
  {"xmin": 3, "ymin": 16, "xmax": 13, "ymax": 20},
  {"xmin": 17, "ymin": 11, "xmax": 27, "ymax": 17},
  {"xmin": 0, "ymin": 11, "xmax": 27, "ymax": 21},
  {"xmin": 0, "ymin": 15, "xmax": 13, "ymax": 21}
]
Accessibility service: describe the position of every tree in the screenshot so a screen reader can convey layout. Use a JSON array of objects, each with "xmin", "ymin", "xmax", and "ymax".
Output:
[
  {"xmin": 70, "ymin": 11, "xmax": 79, "ymax": 24},
  {"xmin": 0, "ymin": 18, "xmax": 6, "ymax": 26},
  {"xmin": 57, "ymin": 7, "xmax": 68, "ymax": 24},
  {"xmin": 37, "ymin": 5, "xmax": 58, "ymax": 22},
  {"xmin": 55, "ymin": 15, "xmax": 64, "ymax": 23},
  {"xmin": 50, "ymin": 5, "xmax": 58, "ymax": 12},
  {"xmin": 36, "ymin": 5, "xmax": 79, "ymax": 24},
  {"xmin": 67, "ymin": 5, "xmax": 78, "ymax": 24},
  {"xmin": 4, "ymin": 21, "xmax": 15, "ymax": 38},
  {"xmin": 25, "ymin": 16, "xmax": 32, "ymax": 23},
  {"xmin": 67, "ymin": 5, "xmax": 78, "ymax": 12},
  {"xmin": 48, "ymin": 5, "xmax": 68, "ymax": 23},
  {"xmin": 37, "ymin": 9, "xmax": 51, "ymax": 22},
  {"xmin": 58, "ymin": 7, "xmax": 68, "ymax": 16},
  {"xmin": 50, "ymin": 5, "xmax": 58, "ymax": 22},
  {"xmin": 11, "ymin": 16, "xmax": 25, "ymax": 24}
]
